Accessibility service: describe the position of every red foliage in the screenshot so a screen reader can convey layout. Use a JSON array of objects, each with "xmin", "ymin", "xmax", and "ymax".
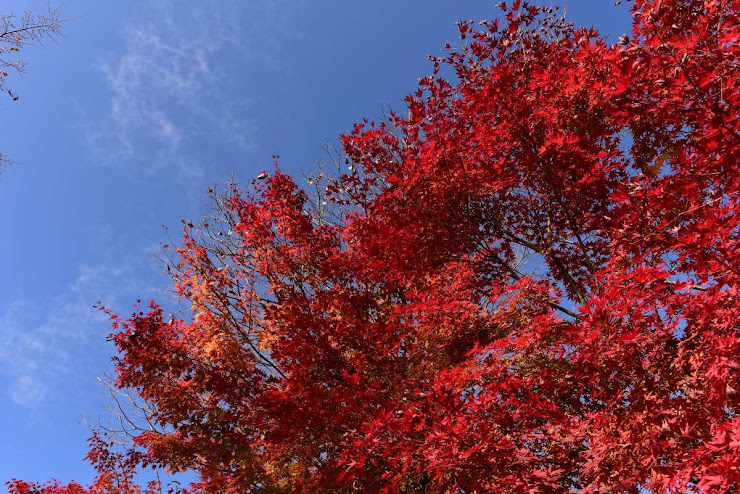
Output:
[{"xmin": 10, "ymin": 0, "xmax": 740, "ymax": 491}]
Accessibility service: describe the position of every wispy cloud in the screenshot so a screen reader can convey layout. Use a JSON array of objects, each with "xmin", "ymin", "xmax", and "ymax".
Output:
[
  {"xmin": 83, "ymin": 0, "xmax": 296, "ymax": 187},
  {"xmin": 10, "ymin": 376, "xmax": 47, "ymax": 408},
  {"xmin": 0, "ymin": 262, "xmax": 155, "ymax": 409}
]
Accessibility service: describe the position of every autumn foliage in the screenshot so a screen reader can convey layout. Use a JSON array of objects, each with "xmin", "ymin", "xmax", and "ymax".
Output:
[{"xmin": 10, "ymin": 0, "xmax": 740, "ymax": 491}]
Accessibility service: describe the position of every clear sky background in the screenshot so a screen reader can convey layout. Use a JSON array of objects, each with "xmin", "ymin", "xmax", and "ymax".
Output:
[{"xmin": 0, "ymin": 0, "xmax": 631, "ymax": 488}]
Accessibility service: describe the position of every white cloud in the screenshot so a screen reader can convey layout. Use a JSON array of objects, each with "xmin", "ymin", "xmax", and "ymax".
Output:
[
  {"xmin": 10, "ymin": 375, "xmax": 47, "ymax": 408},
  {"xmin": 0, "ymin": 262, "xmax": 156, "ymax": 409},
  {"xmin": 83, "ymin": 0, "xmax": 297, "ymax": 185}
]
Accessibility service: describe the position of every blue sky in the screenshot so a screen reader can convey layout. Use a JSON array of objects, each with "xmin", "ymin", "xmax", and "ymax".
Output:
[{"xmin": 0, "ymin": 0, "xmax": 630, "ymax": 488}]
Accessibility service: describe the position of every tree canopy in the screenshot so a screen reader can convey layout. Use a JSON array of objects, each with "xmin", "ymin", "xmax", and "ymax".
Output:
[{"xmin": 9, "ymin": 0, "xmax": 740, "ymax": 491}]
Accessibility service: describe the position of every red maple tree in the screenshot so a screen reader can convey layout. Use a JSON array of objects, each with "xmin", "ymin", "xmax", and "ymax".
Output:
[{"xmin": 10, "ymin": 0, "xmax": 740, "ymax": 491}]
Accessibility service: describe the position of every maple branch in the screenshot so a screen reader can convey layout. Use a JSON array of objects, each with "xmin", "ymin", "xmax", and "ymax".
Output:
[
  {"xmin": 560, "ymin": 201, "xmax": 599, "ymax": 275},
  {"xmin": 479, "ymin": 244, "xmax": 579, "ymax": 319},
  {"xmin": 210, "ymin": 282, "xmax": 287, "ymax": 379},
  {"xmin": 493, "ymin": 226, "xmax": 589, "ymax": 307},
  {"xmin": 549, "ymin": 255, "xmax": 587, "ymax": 305}
]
